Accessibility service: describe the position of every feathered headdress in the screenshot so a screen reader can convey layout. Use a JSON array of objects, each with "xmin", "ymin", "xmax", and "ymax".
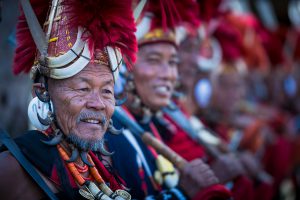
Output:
[
  {"xmin": 173, "ymin": 0, "xmax": 201, "ymax": 44},
  {"xmin": 174, "ymin": 0, "xmax": 200, "ymax": 28},
  {"xmin": 13, "ymin": 0, "xmax": 137, "ymax": 79},
  {"xmin": 197, "ymin": 0, "xmax": 224, "ymax": 23},
  {"xmin": 13, "ymin": 0, "xmax": 49, "ymax": 75},
  {"xmin": 135, "ymin": 0, "xmax": 181, "ymax": 47},
  {"xmin": 63, "ymin": 0, "xmax": 137, "ymax": 65},
  {"xmin": 214, "ymin": 18, "xmax": 244, "ymax": 63}
]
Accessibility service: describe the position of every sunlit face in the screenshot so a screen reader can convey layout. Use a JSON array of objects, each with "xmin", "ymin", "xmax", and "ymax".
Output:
[
  {"xmin": 48, "ymin": 63, "xmax": 115, "ymax": 144},
  {"xmin": 133, "ymin": 43, "xmax": 179, "ymax": 111}
]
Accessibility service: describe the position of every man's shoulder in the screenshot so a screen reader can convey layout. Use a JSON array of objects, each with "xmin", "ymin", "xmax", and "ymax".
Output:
[
  {"xmin": 0, "ymin": 150, "xmax": 46, "ymax": 200},
  {"xmin": 0, "ymin": 130, "xmax": 59, "ymax": 178},
  {"xmin": 0, "ymin": 150, "xmax": 22, "ymax": 173},
  {"xmin": 0, "ymin": 150, "xmax": 26, "ymax": 189},
  {"xmin": 0, "ymin": 130, "xmax": 47, "ymax": 180},
  {"xmin": 0, "ymin": 150, "xmax": 28, "ymax": 183}
]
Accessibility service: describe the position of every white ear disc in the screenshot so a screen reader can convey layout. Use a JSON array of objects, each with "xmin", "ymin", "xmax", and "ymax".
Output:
[{"xmin": 28, "ymin": 97, "xmax": 54, "ymax": 130}]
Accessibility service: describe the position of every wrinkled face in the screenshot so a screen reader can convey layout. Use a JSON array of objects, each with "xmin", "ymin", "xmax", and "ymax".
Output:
[
  {"xmin": 133, "ymin": 43, "xmax": 179, "ymax": 111},
  {"xmin": 48, "ymin": 63, "xmax": 115, "ymax": 145}
]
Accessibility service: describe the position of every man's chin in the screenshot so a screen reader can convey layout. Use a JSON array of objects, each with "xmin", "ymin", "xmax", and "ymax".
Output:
[
  {"xmin": 77, "ymin": 123, "xmax": 106, "ymax": 133},
  {"xmin": 77, "ymin": 124, "xmax": 106, "ymax": 136},
  {"xmin": 147, "ymin": 100, "xmax": 170, "ymax": 110},
  {"xmin": 67, "ymin": 132, "xmax": 104, "ymax": 151},
  {"xmin": 78, "ymin": 135, "xmax": 105, "ymax": 146}
]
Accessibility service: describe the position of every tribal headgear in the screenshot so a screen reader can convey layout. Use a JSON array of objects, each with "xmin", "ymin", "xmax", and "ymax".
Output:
[
  {"xmin": 174, "ymin": 0, "xmax": 201, "ymax": 44},
  {"xmin": 175, "ymin": 0, "xmax": 224, "ymax": 72},
  {"xmin": 13, "ymin": 0, "xmax": 137, "ymax": 81},
  {"xmin": 211, "ymin": 17, "xmax": 248, "ymax": 78},
  {"xmin": 135, "ymin": 0, "xmax": 181, "ymax": 47}
]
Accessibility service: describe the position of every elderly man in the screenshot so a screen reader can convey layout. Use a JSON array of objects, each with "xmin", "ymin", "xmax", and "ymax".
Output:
[{"xmin": 0, "ymin": 0, "xmax": 136, "ymax": 199}]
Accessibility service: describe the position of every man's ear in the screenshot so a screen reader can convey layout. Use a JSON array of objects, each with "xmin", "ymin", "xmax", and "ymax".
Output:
[{"xmin": 31, "ymin": 83, "xmax": 46, "ymax": 97}]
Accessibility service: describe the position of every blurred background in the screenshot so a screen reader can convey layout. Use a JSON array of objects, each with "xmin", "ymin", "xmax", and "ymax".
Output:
[{"xmin": 0, "ymin": 0, "xmax": 30, "ymax": 137}]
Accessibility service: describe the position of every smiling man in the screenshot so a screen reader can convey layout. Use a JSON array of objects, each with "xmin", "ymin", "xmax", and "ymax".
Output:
[
  {"xmin": 105, "ymin": 1, "xmax": 231, "ymax": 199},
  {"xmin": 0, "ymin": 0, "xmax": 136, "ymax": 199},
  {"xmin": 133, "ymin": 42, "xmax": 179, "ymax": 111}
]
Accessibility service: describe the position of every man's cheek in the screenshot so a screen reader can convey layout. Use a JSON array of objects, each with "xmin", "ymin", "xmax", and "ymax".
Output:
[
  {"xmin": 56, "ymin": 110, "xmax": 77, "ymax": 133},
  {"xmin": 107, "ymin": 103, "xmax": 115, "ymax": 118}
]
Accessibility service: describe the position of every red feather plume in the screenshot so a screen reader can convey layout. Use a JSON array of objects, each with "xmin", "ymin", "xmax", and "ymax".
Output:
[
  {"xmin": 174, "ymin": 0, "xmax": 201, "ymax": 28},
  {"xmin": 214, "ymin": 19, "xmax": 244, "ymax": 62},
  {"xmin": 146, "ymin": 0, "xmax": 181, "ymax": 31},
  {"xmin": 13, "ymin": 0, "xmax": 137, "ymax": 74},
  {"xmin": 63, "ymin": 0, "xmax": 137, "ymax": 68},
  {"xmin": 197, "ymin": 0, "xmax": 223, "ymax": 22}
]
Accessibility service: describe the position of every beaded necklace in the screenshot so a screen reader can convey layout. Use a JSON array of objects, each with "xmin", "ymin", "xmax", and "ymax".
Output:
[{"xmin": 57, "ymin": 144, "xmax": 131, "ymax": 200}]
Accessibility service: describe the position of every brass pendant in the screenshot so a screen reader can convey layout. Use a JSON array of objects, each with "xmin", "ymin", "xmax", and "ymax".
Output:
[
  {"xmin": 114, "ymin": 190, "xmax": 131, "ymax": 200},
  {"xmin": 79, "ymin": 188, "xmax": 95, "ymax": 200}
]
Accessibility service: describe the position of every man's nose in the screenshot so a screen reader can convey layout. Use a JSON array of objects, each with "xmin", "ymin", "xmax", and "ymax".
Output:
[
  {"xmin": 159, "ymin": 62, "xmax": 178, "ymax": 81},
  {"xmin": 86, "ymin": 92, "xmax": 106, "ymax": 110}
]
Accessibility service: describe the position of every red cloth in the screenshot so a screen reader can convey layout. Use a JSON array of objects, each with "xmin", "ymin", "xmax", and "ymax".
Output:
[
  {"xmin": 254, "ymin": 181, "xmax": 274, "ymax": 200},
  {"xmin": 90, "ymin": 151, "xmax": 126, "ymax": 191},
  {"xmin": 231, "ymin": 176, "xmax": 254, "ymax": 200},
  {"xmin": 163, "ymin": 115, "xmax": 233, "ymax": 199},
  {"xmin": 164, "ymin": 114, "xmax": 206, "ymax": 161},
  {"xmin": 263, "ymin": 136, "xmax": 292, "ymax": 190},
  {"xmin": 231, "ymin": 175, "xmax": 274, "ymax": 200},
  {"xmin": 50, "ymin": 161, "xmax": 78, "ymax": 188},
  {"xmin": 213, "ymin": 123, "xmax": 231, "ymax": 142},
  {"xmin": 165, "ymin": 113, "xmax": 275, "ymax": 200}
]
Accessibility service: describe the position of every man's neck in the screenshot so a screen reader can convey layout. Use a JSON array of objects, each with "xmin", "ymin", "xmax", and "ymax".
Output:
[{"xmin": 60, "ymin": 140, "xmax": 85, "ymax": 167}]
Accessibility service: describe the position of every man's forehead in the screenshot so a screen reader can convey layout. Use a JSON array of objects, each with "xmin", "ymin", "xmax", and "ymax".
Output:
[
  {"xmin": 139, "ymin": 43, "xmax": 178, "ymax": 56},
  {"xmin": 71, "ymin": 64, "xmax": 114, "ymax": 82},
  {"xmin": 77, "ymin": 76, "xmax": 114, "ymax": 84},
  {"xmin": 82, "ymin": 62, "xmax": 111, "ymax": 72},
  {"xmin": 80, "ymin": 63, "xmax": 112, "ymax": 75}
]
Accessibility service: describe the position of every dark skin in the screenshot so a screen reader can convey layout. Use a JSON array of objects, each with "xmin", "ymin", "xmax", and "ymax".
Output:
[
  {"xmin": 127, "ymin": 42, "xmax": 219, "ymax": 198},
  {"xmin": 211, "ymin": 153, "xmax": 246, "ymax": 183},
  {"xmin": 180, "ymin": 159, "xmax": 219, "ymax": 197},
  {"xmin": 0, "ymin": 151, "xmax": 47, "ymax": 200},
  {"xmin": 0, "ymin": 63, "xmax": 115, "ymax": 199}
]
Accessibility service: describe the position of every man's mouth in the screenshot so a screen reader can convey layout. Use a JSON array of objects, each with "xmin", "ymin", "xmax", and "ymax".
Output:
[
  {"xmin": 80, "ymin": 118, "xmax": 101, "ymax": 125},
  {"xmin": 154, "ymin": 85, "xmax": 171, "ymax": 94}
]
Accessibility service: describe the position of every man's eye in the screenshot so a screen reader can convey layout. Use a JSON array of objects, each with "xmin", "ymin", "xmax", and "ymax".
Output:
[
  {"xmin": 147, "ymin": 58, "xmax": 160, "ymax": 64},
  {"xmin": 103, "ymin": 89, "xmax": 113, "ymax": 94},
  {"xmin": 169, "ymin": 60, "xmax": 180, "ymax": 67},
  {"xmin": 78, "ymin": 88, "xmax": 90, "ymax": 92}
]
